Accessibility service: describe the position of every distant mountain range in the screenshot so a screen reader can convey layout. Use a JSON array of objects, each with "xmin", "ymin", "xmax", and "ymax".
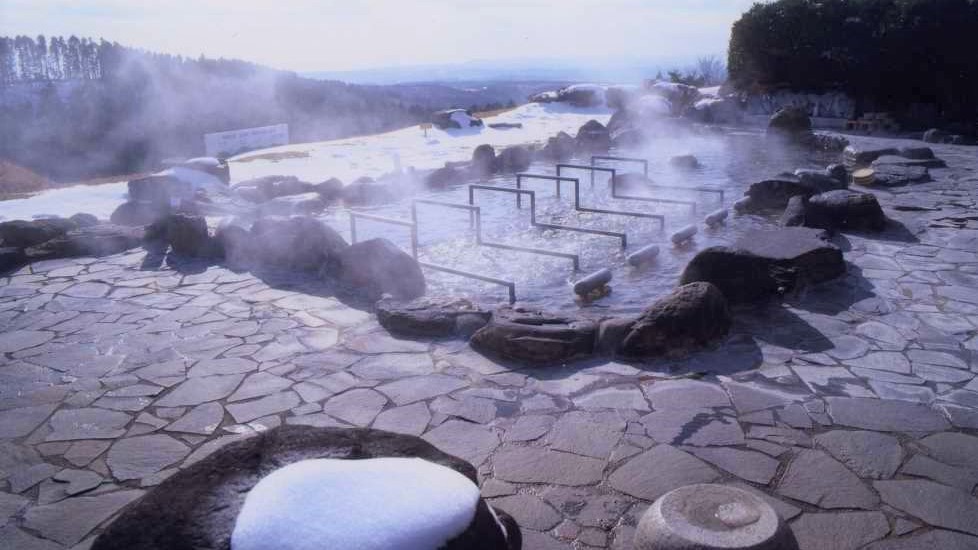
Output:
[{"xmin": 302, "ymin": 57, "xmax": 687, "ymax": 85}]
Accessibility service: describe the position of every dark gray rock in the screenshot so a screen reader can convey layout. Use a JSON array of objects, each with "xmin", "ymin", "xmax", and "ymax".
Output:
[
  {"xmin": 742, "ymin": 175, "xmax": 822, "ymax": 211},
  {"xmin": 251, "ymin": 216, "xmax": 348, "ymax": 272},
  {"xmin": 540, "ymin": 131, "xmax": 576, "ymax": 161},
  {"xmin": 0, "ymin": 246, "xmax": 24, "ymax": 273},
  {"xmin": 609, "ymin": 126, "xmax": 646, "ymax": 149},
  {"xmin": 669, "ymin": 154, "xmax": 700, "ymax": 170},
  {"xmin": 898, "ymin": 146, "xmax": 935, "ymax": 160},
  {"xmin": 768, "ymin": 106, "xmax": 811, "ymax": 135},
  {"xmin": 826, "ymin": 164, "xmax": 848, "ymax": 185},
  {"xmin": 0, "ymin": 218, "xmax": 76, "ymax": 248},
  {"xmin": 214, "ymin": 224, "xmax": 251, "ymax": 267},
  {"xmin": 376, "ymin": 296, "xmax": 491, "ymax": 338},
  {"xmin": 110, "ymin": 201, "xmax": 169, "ymax": 227},
  {"xmin": 161, "ymin": 214, "xmax": 218, "ymax": 257},
  {"xmin": 495, "ymin": 146, "xmax": 532, "ymax": 173},
  {"xmin": 337, "ymin": 238, "xmax": 425, "ymax": 300},
  {"xmin": 871, "ymin": 163, "xmax": 932, "ymax": 187},
  {"xmin": 795, "ymin": 169, "xmax": 846, "ymax": 192},
  {"xmin": 91, "ymin": 426, "xmax": 520, "ymax": 550},
  {"xmin": 69, "ymin": 213, "xmax": 100, "ymax": 228},
  {"xmin": 575, "ymin": 120, "xmax": 610, "ymax": 151},
  {"xmin": 259, "ymin": 193, "xmax": 326, "ymax": 216},
  {"xmin": 470, "ymin": 307, "xmax": 596, "ymax": 365},
  {"xmin": 922, "ymin": 128, "xmax": 950, "ymax": 144},
  {"xmin": 679, "ymin": 227, "xmax": 845, "ymax": 303},
  {"xmin": 315, "ymin": 177, "xmax": 344, "ymax": 202},
  {"xmin": 843, "ymin": 146, "xmax": 900, "ymax": 167},
  {"xmin": 340, "ymin": 178, "xmax": 397, "ymax": 206},
  {"xmin": 426, "ymin": 166, "xmax": 466, "ymax": 189},
  {"xmin": 780, "ymin": 195, "xmax": 808, "ymax": 227},
  {"xmin": 24, "ymin": 224, "xmax": 144, "ymax": 260},
  {"xmin": 616, "ymin": 282, "xmax": 731, "ymax": 358},
  {"xmin": 805, "ymin": 190, "xmax": 886, "ymax": 232},
  {"xmin": 872, "ymin": 155, "xmax": 946, "ymax": 169},
  {"xmin": 472, "ymin": 144, "xmax": 496, "ymax": 176}
]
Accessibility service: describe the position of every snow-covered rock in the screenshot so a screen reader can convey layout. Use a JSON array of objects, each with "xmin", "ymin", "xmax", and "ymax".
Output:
[
  {"xmin": 433, "ymin": 109, "xmax": 484, "ymax": 130},
  {"xmin": 231, "ymin": 458, "xmax": 480, "ymax": 550}
]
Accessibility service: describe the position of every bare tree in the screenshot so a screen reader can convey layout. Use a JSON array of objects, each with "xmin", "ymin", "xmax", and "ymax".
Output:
[{"xmin": 695, "ymin": 55, "xmax": 727, "ymax": 86}]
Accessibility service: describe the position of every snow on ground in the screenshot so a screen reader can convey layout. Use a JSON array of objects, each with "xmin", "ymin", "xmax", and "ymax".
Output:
[
  {"xmin": 231, "ymin": 457, "xmax": 480, "ymax": 550},
  {"xmin": 0, "ymin": 181, "xmax": 129, "ymax": 222},
  {"xmin": 0, "ymin": 102, "xmax": 611, "ymax": 222},
  {"xmin": 228, "ymin": 102, "xmax": 612, "ymax": 184}
]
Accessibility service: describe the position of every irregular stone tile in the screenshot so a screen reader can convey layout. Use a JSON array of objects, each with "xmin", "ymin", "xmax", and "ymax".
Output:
[
  {"xmin": 724, "ymin": 380, "xmax": 807, "ymax": 414},
  {"xmin": 46, "ymin": 408, "xmax": 132, "ymax": 441},
  {"xmin": 908, "ymin": 349, "xmax": 969, "ymax": 370},
  {"xmin": 856, "ymin": 321, "xmax": 908, "ymax": 349},
  {"xmin": 0, "ymin": 525, "xmax": 63, "ymax": 550},
  {"xmin": 106, "ymin": 434, "xmax": 190, "ymax": 480},
  {"xmin": 643, "ymin": 379, "xmax": 731, "ymax": 410},
  {"xmin": 746, "ymin": 440, "xmax": 790, "ymax": 457},
  {"xmin": 901, "ymin": 454, "xmax": 978, "ymax": 492},
  {"xmin": 728, "ymin": 481, "xmax": 801, "ymax": 521},
  {"xmin": 0, "ymin": 404, "xmax": 57, "ymax": 439},
  {"xmin": 371, "ymin": 402, "xmax": 430, "ymax": 436},
  {"xmin": 684, "ymin": 446, "xmax": 779, "ymax": 484},
  {"xmin": 187, "ymin": 357, "xmax": 257, "ymax": 377},
  {"xmin": 154, "ymin": 374, "xmax": 244, "ymax": 407},
  {"xmin": 53, "ymin": 468, "xmax": 103, "ymax": 496},
  {"xmin": 868, "ymin": 381, "xmax": 936, "ymax": 403},
  {"xmin": 227, "ymin": 372, "xmax": 293, "ymax": 402},
  {"xmin": 825, "ymin": 335, "xmax": 870, "ymax": 360},
  {"xmin": 776, "ymin": 403, "xmax": 813, "ymax": 429},
  {"xmin": 814, "ymin": 430, "xmax": 903, "ymax": 479},
  {"xmin": 321, "ymin": 389, "xmax": 387, "ymax": 426},
  {"xmin": 490, "ymin": 494, "xmax": 562, "ymax": 531},
  {"xmin": 748, "ymin": 425, "xmax": 813, "ymax": 447},
  {"xmin": 778, "ymin": 450, "xmax": 878, "ymax": 510},
  {"xmin": 864, "ymin": 530, "xmax": 978, "ymax": 550},
  {"xmin": 914, "ymin": 363, "xmax": 973, "ymax": 383},
  {"xmin": 7, "ymin": 462, "xmax": 60, "ymax": 493},
  {"xmin": 0, "ymin": 330, "xmax": 54, "ymax": 353},
  {"xmin": 572, "ymin": 386, "xmax": 650, "ymax": 411},
  {"xmin": 0, "ymin": 491, "xmax": 29, "ymax": 524},
  {"xmin": 225, "ymin": 391, "xmax": 300, "ymax": 423},
  {"xmin": 608, "ymin": 445, "xmax": 718, "ymax": 501},
  {"xmin": 875, "ymin": 479, "xmax": 978, "ymax": 536},
  {"xmin": 548, "ymin": 412, "xmax": 623, "ymax": 459},
  {"xmin": 422, "ymin": 420, "xmax": 499, "ymax": 465},
  {"xmin": 790, "ymin": 511, "xmax": 889, "ymax": 550},
  {"xmin": 493, "ymin": 447, "xmax": 605, "ymax": 486},
  {"xmin": 643, "ymin": 407, "xmax": 744, "ymax": 447},
  {"xmin": 849, "ymin": 367, "xmax": 924, "ymax": 385},
  {"xmin": 938, "ymin": 404, "xmax": 978, "ymax": 429},
  {"xmin": 163, "ymin": 402, "xmax": 224, "ymax": 435},
  {"xmin": 377, "ymin": 374, "xmax": 467, "ymax": 405},
  {"xmin": 826, "ymin": 397, "xmax": 950, "ymax": 432},
  {"xmin": 344, "ymin": 332, "xmax": 428, "ymax": 354},
  {"xmin": 430, "ymin": 396, "xmax": 498, "ymax": 424},
  {"xmin": 939, "ymin": 389, "xmax": 978, "ymax": 409},
  {"xmin": 63, "ymin": 441, "xmax": 111, "ymax": 467},
  {"xmin": 350, "ymin": 353, "xmax": 435, "ymax": 380},
  {"xmin": 919, "ymin": 432, "xmax": 978, "ymax": 470},
  {"xmin": 22, "ymin": 489, "xmax": 143, "ymax": 546},
  {"xmin": 503, "ymin": 415, "xmax": 555, "ymax": 442}
]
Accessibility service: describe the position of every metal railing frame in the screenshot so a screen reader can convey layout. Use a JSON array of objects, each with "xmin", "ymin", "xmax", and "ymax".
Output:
[
  {"xmin": 519, "ymin": 172, "xmax": 665, "ymax": 227},
  {"xmin": 591, "ymin": 155, "xmax": 725, "ymax": 203}
]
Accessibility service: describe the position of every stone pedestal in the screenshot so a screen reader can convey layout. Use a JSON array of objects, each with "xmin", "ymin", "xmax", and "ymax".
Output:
[{"xmin": 634, "ymin": 484, "xmax": 797, "ymax": 550}]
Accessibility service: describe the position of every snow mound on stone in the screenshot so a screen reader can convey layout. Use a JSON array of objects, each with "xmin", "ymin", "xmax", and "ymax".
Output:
[
  {"xmin": 231, "ymin": 457, "xmax": 480, "ymax": 550},
  {"xmin": 449, "ymin": 110, "xmax": 480, "ymax": 129}
]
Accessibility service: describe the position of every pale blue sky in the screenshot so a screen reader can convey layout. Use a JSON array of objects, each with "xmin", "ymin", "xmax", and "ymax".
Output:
[{"xmin": 0, "ymin": 0, "xmax": 757, "ymax": 72}]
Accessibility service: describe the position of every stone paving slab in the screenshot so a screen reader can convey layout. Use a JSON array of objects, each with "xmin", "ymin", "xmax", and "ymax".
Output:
[{"xmin": 1, "ymin": 137, "xmax": 978, "ymax": 549}]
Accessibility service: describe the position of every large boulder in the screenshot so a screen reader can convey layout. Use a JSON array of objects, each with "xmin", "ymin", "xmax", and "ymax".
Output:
[
  {"xmin": 609, "ymin": 126, "xmax": 646, "ymax": 149},
  {"xmin": 215, "ymin": 223, "xmax": 251, "ymax": 268},
  {"xmin": 843, "ymin": 146, "xmax": 900, "ymax": 167},
  {"xmin": 110, "ymin": 201, "xmax": 170, "ymax": 227},
  {"xmin": 740, "ymin": 175, "xmax": 821, "ymax": 211},
  {"xmin": 0, "ymin": 218, "xmax": 76, "ymax": 248},
  {"xmin": 768, "ymin": 106, "xmax": 812, "ymax": 136},
  {"xmin": 426, "ymin": 166, "xmax": 466, "ymax": 189},
  {"xmin": 540, "ymin": 132, "xmax": 576, "ymax": 161},
  {"xmin": 159, "ymin": 214, "xmax": 221, "ymax": 257},
  {"xmin": 24, "ymin": 224, "xmax": 144, "ymax": 260},
  {"xmin": 495, "ymin": 146, "xmax": 532, "ymax": 173},
  {"xmin": 922, "ymin": 128, "xmax": 951, "ymax": 144},
  {"xmin": 471, "ymin": 145, "xmax": 496, "ymax": 177},
  {"xmin": 470, "ymin": 307, "xmax": 596, "ymax": 365},
  {"xmin": 0, "ymin": 247, "xmax": 25, "ymax": 273},
  {"xmin": 432, "ymin": 109, "xmax": 484, "ymax": 130},
  {"xmin": 376, "ymin": 296, "xmax": 491, "ymax": 338},
  {"xmin": 614, "ymin": 282, "xmax": 731, "ymax": 358},
  {"xmin": 679, "ymin": 227, "xmax": 845, "ymax": 303},
  {"xmin": 91, "ymin": 426, "xmax": 520, "ymax": 550},
  {"xmin": 575, "ymin": 120, "xmax": 611, "ymax": 152},
  {"xmin": 531, "ymin": 85, "xmax": 605, "ymax": 107},
  {"xmin": 780, "ymin": 195, "xmax": 809, "ymax": 227},
  {"xmin": 69, "ymin": 213, "xmax": 100, "ymax": 228},
  {"xmin": 341, "ymin": 178, "xmax": 397, "ymax": 206},
  {"xmin": 337, "ymin": 238, "xmax": 425, "ymax": 300},
  {"xmin": 250, "ymin": 216, "xmax": 349, "ymax": 272},
  {"xmin": 315, "ymin": 178, "xmax": 344, "ymax": 202},
  {"xmin": 805, "ymin": 190, "xmax": 886, "ymax": 232},
  {"xmin": 687, "ymin": 96, "xmax": 742, "ymax": 124}
]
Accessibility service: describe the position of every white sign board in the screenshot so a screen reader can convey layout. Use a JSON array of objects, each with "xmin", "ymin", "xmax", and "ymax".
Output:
[{"xmin": 204, "ymin": 124, "xmax": 289, "ymax": 158}]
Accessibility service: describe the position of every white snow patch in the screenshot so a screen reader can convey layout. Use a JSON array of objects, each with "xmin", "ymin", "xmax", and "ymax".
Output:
[
  {"xmin": 0, "ymin": 181, "xmax": 128, "ymax": 222},
  {"xmin": 449, "ymin": 110, "xmax": 480, "ymax": 129},
  {"xmin": 231, "ymin": 457, "xmax": 481, "ymax": 550}
]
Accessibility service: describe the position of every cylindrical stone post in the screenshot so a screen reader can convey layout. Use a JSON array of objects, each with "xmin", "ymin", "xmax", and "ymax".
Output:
[{"xmin": 633, "ymin": 484, "xmax": 797, "ymax": 550}]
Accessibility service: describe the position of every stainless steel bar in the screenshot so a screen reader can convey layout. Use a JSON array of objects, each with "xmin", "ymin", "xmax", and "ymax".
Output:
[
  {"xmin": 418, "ymin": 261, "xmax": 516, "ymax": 303},
  {"xmin": 519, "ymin": 172, "xmax": 665, "ymax": 227},
  {"xmin": 591, "ymin": 155, "xmax": 649, "ymax": 177},
  {"xmin": 555, "ymin": 163, "xmax": 616, "ymax": 188}
]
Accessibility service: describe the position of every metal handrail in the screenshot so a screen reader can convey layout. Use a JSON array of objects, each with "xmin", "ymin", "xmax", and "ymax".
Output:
[
  {"xmin": 468, "ymin": 184, "xmax": 628, "ymax": 248},
  {"xmin": 516, "ymin": 173, "xmax": 665, "ymax": 227}
]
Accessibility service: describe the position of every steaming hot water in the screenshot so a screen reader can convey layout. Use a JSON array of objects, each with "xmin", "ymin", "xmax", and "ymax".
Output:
[{"xmin": 325, "ymin": 128, "xmax": 837, "ymax": 315}]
